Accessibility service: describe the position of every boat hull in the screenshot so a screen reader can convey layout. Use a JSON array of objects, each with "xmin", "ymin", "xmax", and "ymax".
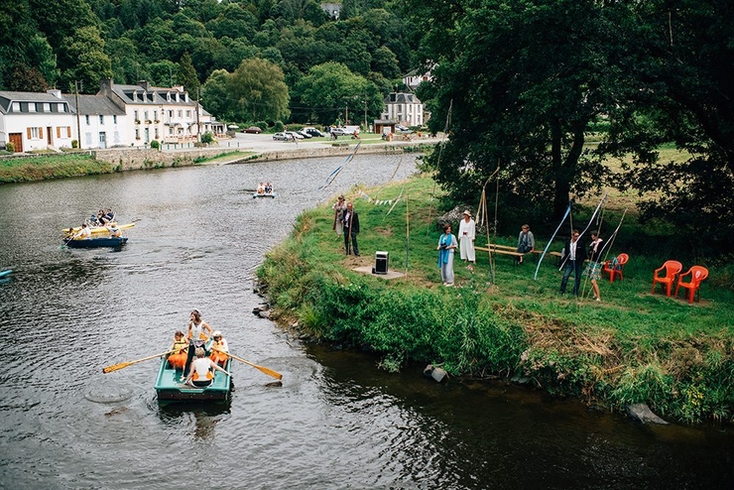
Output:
[
  {"xmin": 154, "ymin": 355, "xmax": 232, "ymax": 402},
  {"xmin": 65, "ymin": 237, "xmax": 128, "ymax": 248},
  {"xmin": 253, "ymin": 192, "xmax": 277, "ymax": 198},
  {"xmin": 0, "ymin": 270, "xmax": 12, "ymax": 278}
]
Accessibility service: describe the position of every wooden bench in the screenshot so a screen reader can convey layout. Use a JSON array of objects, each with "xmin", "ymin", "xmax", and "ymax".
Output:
[{"xmin": 475, "ymin": 245, "xmax": 562, "ymax": 259}]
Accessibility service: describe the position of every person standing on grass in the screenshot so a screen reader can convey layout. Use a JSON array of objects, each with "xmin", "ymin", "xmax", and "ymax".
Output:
[
  {"xmin": 585, "ymin": 231, "xmax": 604, "ymax": 301},
  {"xmin": 437, "ymin": 224, "xmax": 458, "ymax": 286},
  {"xmin": 559, "ymin": 229, "xmax": 586, "ymax": 297},
  {"xmin": 458, "ymin": 210, "xmax": 476, "ymax": 270},
  {"xmin": 343, "ymin": 201, "xmax": 360, "ymax": 256},
  {"xmin": 516, "ymin": 224, "xmax": 535, "ymax": 264},
  {"xmin": 332, "ymin": 195, "xmax": 347, "ymax": 236}
]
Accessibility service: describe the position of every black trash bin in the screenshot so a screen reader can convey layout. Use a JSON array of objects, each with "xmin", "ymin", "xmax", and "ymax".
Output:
[{"xmin": 373, "ymin": 251, "xmax": 389, "ymax": 274}]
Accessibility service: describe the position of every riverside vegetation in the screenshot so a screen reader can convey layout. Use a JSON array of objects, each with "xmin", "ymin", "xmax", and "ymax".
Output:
[{"xmin": 257, "ymin": 173, "xmax": 734, "ymax": 425}]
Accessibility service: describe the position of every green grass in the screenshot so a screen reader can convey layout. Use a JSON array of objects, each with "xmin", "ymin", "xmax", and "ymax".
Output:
[{"xmin": 258, "ymin": 173, "xmax": 734, "ymax": 424}]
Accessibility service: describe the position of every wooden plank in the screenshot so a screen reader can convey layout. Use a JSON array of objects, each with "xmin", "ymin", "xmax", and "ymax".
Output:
[
  {"xmin": 475, "ymin": 245, "xmax": 562, "ymax": 258},
  {"xmin": 475, "ymin": 246, "xmax": 523, "ymax": 256}
]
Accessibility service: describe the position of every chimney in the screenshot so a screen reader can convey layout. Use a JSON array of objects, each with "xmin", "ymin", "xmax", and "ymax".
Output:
[
  {"xmin": 138, "ymin": 80, "xmax": 150, "ymax": 91},
  {"xmin": 47, "ymin": 89, "xmax": 62, "ymax": 99},
  {"xmin": 99, "ymin": 78, "xmax": 114, "ymax": 96}
]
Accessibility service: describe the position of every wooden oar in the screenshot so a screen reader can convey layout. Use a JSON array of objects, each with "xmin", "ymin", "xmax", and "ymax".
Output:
[
  {"xmin": 214, "ymin": 349, "xmax": 282, "ymax": 380},
  {"xmin": 102, "ymin": 351, "xmax": 172, "ymax": 374}
]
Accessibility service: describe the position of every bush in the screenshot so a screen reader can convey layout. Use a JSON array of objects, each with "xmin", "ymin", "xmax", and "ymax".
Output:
[
  {"xmin": 273, "ymin": 121, "xmax": 284, "ymax": 132},
  {"xmin": 150, "ymin": 140, "xmax": 160, "ymax": 150},
  {"xmin": 201, "ymin": 132, "xmax": 214, "ymax": 144},
  {"xmin": 71, "ymin": 140, "xmax": 78, "ymax": 149},
  {"xmin": 5, "ymin": 142, "xmax": 15, "ymax": 153}
]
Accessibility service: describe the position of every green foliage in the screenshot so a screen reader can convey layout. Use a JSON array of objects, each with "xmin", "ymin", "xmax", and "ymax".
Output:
[
  {"xmin": 200, "ymin": 132, "xmax": 214, "ymax": 144},
  {"xmin": 5, "ymin": 142, "xmax": 15, "ymax": 153},
  {"xmin": 150, "ymin": 140, "xmax": 160, "ymax": 150},
  {"xmin": 177, "ymin": 51, "xmax": 200, "ymax": 96},
  {"xmin": 0, "ymin": 153, "xmax": 115, "ymax": 183}
]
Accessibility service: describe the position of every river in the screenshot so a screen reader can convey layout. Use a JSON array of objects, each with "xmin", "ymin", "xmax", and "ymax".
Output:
[{"xmin": 0, "ymin": 154, "xmax": 732, "ymax": 489}]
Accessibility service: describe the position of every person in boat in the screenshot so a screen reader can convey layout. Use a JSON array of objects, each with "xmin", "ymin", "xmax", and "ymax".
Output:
[
  {"xmin": 72, "ymin": 223, "xmax": 91, "ymax": 240},
  {"xmin": 97, "ymin": 209, "xmax": 110, "ymax": 225},
  {"xmin": 167, "ymin": 330, "xmax": 189, "ymax": 369},
  {"xmin": 257, "ymin": 182, "xmax": 265, "ymax": 195},
  {"xmin": 107, "ymin": 224, "xmax": 121, "ymax": 237},
  {"xmin": 208, "ymin": 331, "xmax": 229, "ymax": 366},
  {"xmin": 104, "ymin": 208, "xmax": 115, "ymax": 223},
  {"xmin": 264, "ymin": 182, "xmax": 273, "ymax": 194},
  {"xmin": 183, "ymin": 309, "xmax": 214, "ymax": 378},
  {"xmin": 184, "ymin": 347, "xmax": 230, "ymax": 388}
]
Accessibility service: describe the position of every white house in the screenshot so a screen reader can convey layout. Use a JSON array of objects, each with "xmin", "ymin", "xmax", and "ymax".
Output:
[
  {"xmin": 0, "ymin": 90, "xmax": 76, "ymax": 152},
  {"xmin": 382, "ymin": 93, "xmax": 424, "ymax": 128},
  {"xmin": 99, "ymin": 79, "xmax": 200, "ymax": 145},
  {"xmin": 64, "ymin": 92, "xmax": 128, "ymax": 149},
  {"xmin": 403, "ymin": 69, "xmax": 433, "ymax": 92}
]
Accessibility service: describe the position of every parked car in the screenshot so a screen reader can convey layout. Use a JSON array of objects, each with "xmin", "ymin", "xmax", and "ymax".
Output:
[
  {"xmin": 304, "ymin": 128, "xmax": 326, "ymax": 138},
  {"xmin": 330, "ymin": 128, "xmax": 349, "ymax": 136},
  {"xmin": 396, "ymin": 125, "xmax": 410, "ymax": 132},
  {"xmin": 285, "ymin": 131, "xmax": 304, "ymax": 140},
  {"xmin": 296, "ymin": 130, "xmax": 312, "ymax": 139},
  {"xmin": 243, "ymin": 126, "xmax": 262, "ymax": 134},
  {"xmin": 272, "ymin": 132, "xmax": 289, "ymax": 141}
]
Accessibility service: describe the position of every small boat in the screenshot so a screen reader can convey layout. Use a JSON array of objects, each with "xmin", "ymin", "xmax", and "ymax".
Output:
[
  {"xmin": 62, "ymin": 222, "xmax": 136, "ymax": 235},
  {"xmin": 253, "ymin": 192, "xmax": 277, "ymax": 199},
  {"xmin": 154, "ymin": 354, "xmax": 232, "ymax": 402},
  {"xmin": 0, "ymin": 269, "xmax": 12, "ymax": 279},
  {"xmin": 64, "ymin": 237, "xmax": 128, "ymax": 248}
]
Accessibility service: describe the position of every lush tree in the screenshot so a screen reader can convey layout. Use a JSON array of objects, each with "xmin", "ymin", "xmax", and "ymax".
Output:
[
  {"xmin": 295, "ymin": 61, "xmax": 381, "ymax": 125},
  {"xmin": 58, "ymin": 26, "xmax": 113, "ymax": 93},
  {"xmin": 227, "ymin": 58, "xmax": 290, "ymax": 122},
  {"xmin": 201, "ymin": 69, "xmax": 234, "ymax": 120},
  {"xmin": 178, "ymin": 51, "xmax": 200, "ymax": 97}
]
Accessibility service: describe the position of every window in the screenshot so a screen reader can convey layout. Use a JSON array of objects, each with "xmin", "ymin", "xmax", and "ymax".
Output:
[
  {"xmin": 58, "ymin": 103, "xmax": 66, "ymax": 112},
  {"xmin": 85, "ymin": 115, "xmax": 90, "ymax": 125},
  {"xmin": 178, "ymin": 110, "xmax": 182, "ymax": 118},
  {"xmin": 144, "ymin": 111, "xmax": 149, "ymax": 121},
  {"xmin": 168, "ymin": 110, "xmax": 173, "ymax": 118},
  {"xmin": 155, "ymin": 128, "xmax": 159, "ymax": 138},
  {"xmin": 113, "ymin": 115, "xmax": 117, "ymax": 124},
  {"xmin": 134, "ymin": 110, "xmax": 139, "ymax": 121},
  {"xmin": 186, "ymin": 110, "xmax": 191, "ymax": 118},
  {"xmin": 153, "ymin": 110, "xmax": 158, "ymax": 121},
  {"xmin": 43, "ymin": 103, "xmax": 50, "ymax": 112},
  {"xmin": 56, "ymin": 127, "xmax": 71, "ymax": 138},
  {"xmin": 29, "ymin": 103, "xmax": 37, "ymax": 113},
  {"xmin": 99, "ymin": 115, "xmax": 104, "ymax": 124},
  {"xmin": 29, "ymin": 127, "xmax": 40, "ymax": 139},
  {"xmin": 12, "ymin": 102, "xmax": 20, "ymax": 112},
  {"xmin": 135, "ymin": 128, "xmax": 140, "ymax": 140}
]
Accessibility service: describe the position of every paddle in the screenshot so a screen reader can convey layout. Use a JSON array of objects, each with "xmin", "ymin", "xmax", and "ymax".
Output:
[
  {"xmin": 102, "ymin": 351, "xmax": 172, "ymax": 374},
  {"xmin": 213, "ymin": 349, "xmax": 283, "ymax": 380}
]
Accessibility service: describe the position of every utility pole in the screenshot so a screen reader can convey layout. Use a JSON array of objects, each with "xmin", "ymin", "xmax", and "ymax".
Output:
[
  {"xmin": 363, "ymin": 94, "xmax": 367, "ymax": 131},
  {"xmin": 196, "ymin": 86, "xmax": 201, "ymax": 142},
  {"xmin": 345, "ymin": 104, "xmax": 348, "ymax": 126},
  {"xmin": 74, "ymin": 81, "xmax": 82, "ymax": 150}
]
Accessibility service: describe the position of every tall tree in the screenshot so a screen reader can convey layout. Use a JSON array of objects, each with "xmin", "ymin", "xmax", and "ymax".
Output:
[
  {"xmin": 406, "ymin": 0, "xmax": 627, "ymax": 220},
  {"xmin": 178, "ymin": 51, "xmax": 200, "ymax": 97},
  {"xmin": 227, "ymin": 58, "xmax": 290, "ymax": 122},
  {"xmin": 58, "ymin": 26, "xmax": 113, "ymax": 93}
]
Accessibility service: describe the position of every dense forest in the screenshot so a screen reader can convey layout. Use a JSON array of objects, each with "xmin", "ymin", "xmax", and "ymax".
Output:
[
  {"xmin": 2, "ymin": 0, "xmax": 733, "ymax": 256},
  {"xmin": 0, "ymin": 0, "xmax": 417, "ymax": 125}
]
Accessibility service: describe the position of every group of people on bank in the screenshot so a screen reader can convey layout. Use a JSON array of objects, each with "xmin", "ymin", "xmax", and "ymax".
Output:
[
  {"xmin": 167, "ymin": 309, "xmax": 231, "ymax": 387},
  {"xmin": 329, "ymin": 196, "xmax": 606, "ymax": 300}
]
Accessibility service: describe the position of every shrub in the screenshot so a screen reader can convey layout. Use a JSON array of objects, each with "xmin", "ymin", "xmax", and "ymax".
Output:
[
  {"xmin": 150, "ymin": 140, "xmax": 160, "ymax": 150},
  {"xmin": 5, "ymin": 142, "xmax": 15, "ymax": 153},
  {"xmin": 201, "ymin": 132, "xmax": 214, "ymax": 144},
  {"xmin": 71, "ymin": 140, "xmax": 78, "ymax": 149}
]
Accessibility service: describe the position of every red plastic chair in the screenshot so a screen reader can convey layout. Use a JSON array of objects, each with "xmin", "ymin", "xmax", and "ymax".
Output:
[
  {"xmin": 602, "ymin": 253, "xmax": 629, "ymax": 283},
  {"xmin": 651, "ymin": 260, "xmax": 683, "ymax": 297},
  {"xmin": 675, "ymin": 266, "xmax": 709, "ymax": 303}
]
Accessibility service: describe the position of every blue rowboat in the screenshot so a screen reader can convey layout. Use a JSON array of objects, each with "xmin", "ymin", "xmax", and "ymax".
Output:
[
  {"xmin": 154, "ymin": 354, "xmax": 232, "ymax": 402},
  {"xmin": 0, "ymin": 269, "xmax": 12, "ymax": 279},
  {"xmin": 64, "ymin": 237, "xmax": 128, "ymax": 248},
  {"xmin": 253, "ymin": 192, "xmax": 277, "ymax": 198}
]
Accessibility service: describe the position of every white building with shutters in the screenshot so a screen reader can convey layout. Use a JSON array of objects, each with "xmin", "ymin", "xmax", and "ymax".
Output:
[{"xmin": 0, "ymin": 90, "xmax": 76, "ymax": 152}]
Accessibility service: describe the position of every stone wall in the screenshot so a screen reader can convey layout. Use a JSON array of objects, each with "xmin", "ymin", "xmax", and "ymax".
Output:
[{"xmin": 92, "ymin": 147, "xmax": 233, "ymax": 171}]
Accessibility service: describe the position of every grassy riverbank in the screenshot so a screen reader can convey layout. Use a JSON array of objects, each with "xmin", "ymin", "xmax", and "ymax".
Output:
[
  {"xmin": 0, "ymin": 153, "xmax": 118, "ymax": 183},
  {"xmin": 257, "ymin": 174, "xmax": 734, "ymax": 424}
]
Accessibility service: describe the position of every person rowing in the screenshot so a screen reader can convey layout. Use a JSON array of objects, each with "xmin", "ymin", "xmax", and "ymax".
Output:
[
  {"xmin": 184, "ymin": 347, "xmax": 230, "ymax": 388},
  {"xmin": 182, "ymin": 309, "xmax": 214, "ymax": 379}
]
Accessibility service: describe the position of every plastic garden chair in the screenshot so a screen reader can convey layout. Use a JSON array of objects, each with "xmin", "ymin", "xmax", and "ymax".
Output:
[
  {"xmin": 651, "ymin": 260, "xmax": 683, "ymax": 297},
  {"xmin": 602, "ymin": 253, "xmax": 629, "ymax": 283},
  {"xmin": 675, "ymin": 266, "xmax": 709, "ymax": 303}
]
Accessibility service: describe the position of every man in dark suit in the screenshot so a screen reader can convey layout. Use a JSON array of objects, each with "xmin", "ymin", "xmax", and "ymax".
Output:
[
  {"xmin": 559, "ymin": 229, "xmax": 586, "ymax": 296},
  {"xmin": 343, "ymin": 201, "xmax": 360, "ymax": 256}
]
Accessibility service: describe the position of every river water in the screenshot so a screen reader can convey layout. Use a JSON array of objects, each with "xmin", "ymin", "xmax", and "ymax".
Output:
[{"xmin": 0, "ymin": 154, "xmax": 732, "ymax": 489}]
